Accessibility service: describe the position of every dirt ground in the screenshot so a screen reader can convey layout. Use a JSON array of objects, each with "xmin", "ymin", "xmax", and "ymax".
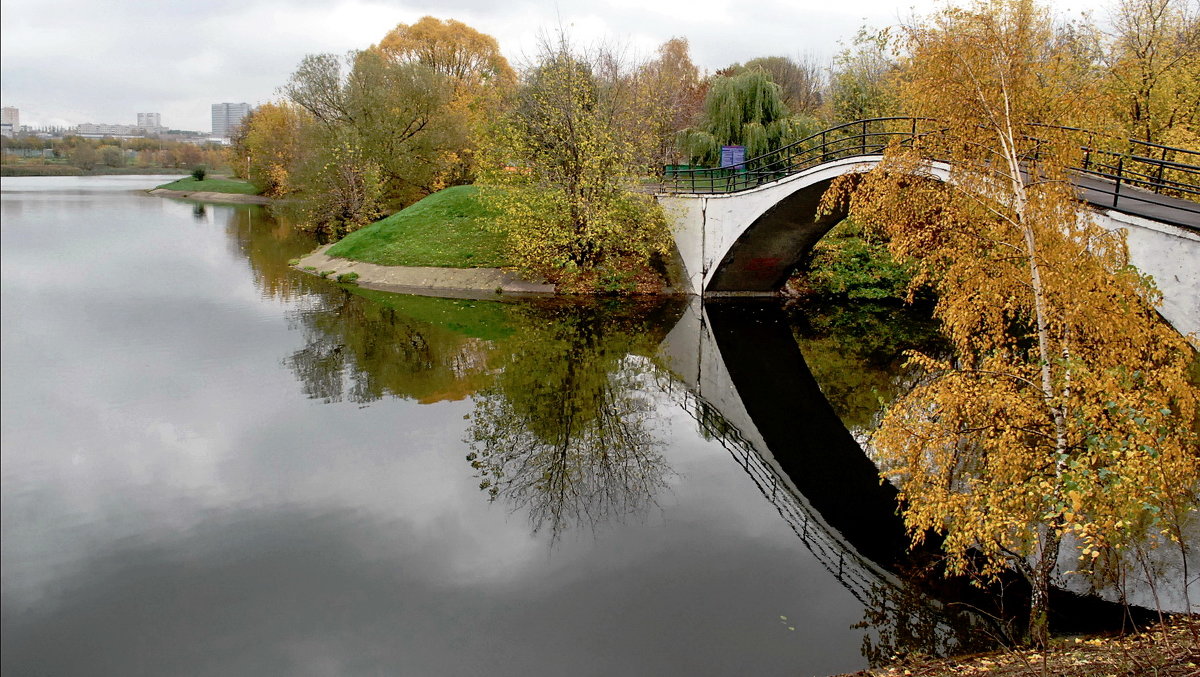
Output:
[{"xmin": 838, "ymin": 615, "xmax": 1199, "ymax": 677}]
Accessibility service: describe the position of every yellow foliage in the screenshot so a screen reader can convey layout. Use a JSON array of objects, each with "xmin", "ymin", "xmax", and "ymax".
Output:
[
  {"xmin": 476, "ymin": 40, "xmax": 672, "ymax": 289},
  {"xmin": 824, "ymin": 0, "xmax": 1200, "ymax": 646}
]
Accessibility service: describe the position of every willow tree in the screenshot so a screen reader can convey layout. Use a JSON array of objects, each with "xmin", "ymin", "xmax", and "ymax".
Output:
[
  {"xmin": 680, "ymin": 69, "xmax": 817, "ymax": 165},
  {"xmin": 733, "ymin": 55, "xmax": 825, "ymax": 115},
  {"xmin": 824, "ymin": 0, "xmax": 1199, "ymax": 647}
]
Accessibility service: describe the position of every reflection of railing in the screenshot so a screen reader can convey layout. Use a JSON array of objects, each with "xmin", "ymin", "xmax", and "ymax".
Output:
[
  {"xmin": 654, "ymin": 374, "xmax": 899, "ymax": 607},
  {"xmin": 660, "ymin": 118, "xmax": 1200, "ymax": 230}
]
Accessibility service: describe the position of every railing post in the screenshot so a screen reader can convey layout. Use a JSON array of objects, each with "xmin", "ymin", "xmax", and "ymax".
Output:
[
  {"xmin": 1113, "ymin": 155, "xmax": 1123, "ymax": 208},
  {"xmin": 821, "ymin": 130, "xmax": 828, "ymax": 163},
  {"xmin": 910, "ymin": 117, "xmax": 917, "ymax": 147},
  {"xmin": 1155, "ymin": 145, "xmax": 1167, "ymax": 193},
  {"xmin": 861, "ymin": 120, "xmax": 868, "ymax": 155}
]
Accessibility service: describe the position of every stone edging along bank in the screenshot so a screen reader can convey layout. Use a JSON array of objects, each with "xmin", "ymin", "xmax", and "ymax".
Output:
[
  {"xmin": 294, "ymin": 244, "xmax": 556, "ymax": 299},
  {"xmin": 148, "ymin": 188, "xmax": 275, "ymax": 205}
]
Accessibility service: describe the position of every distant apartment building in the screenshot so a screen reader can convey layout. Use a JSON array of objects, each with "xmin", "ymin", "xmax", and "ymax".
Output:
[
  {"xmin": 76, "ymin": 122, "xmax": 138, "ymax": 137},
  {"xmin": 211, "ymin": 102, "xmax": 251, "ymax": 139},
  {"xmin": 137, "ymin": 112, "xmax": 162, "ymax": 129},
  {"xmin": 1, "ymin": 107, "xmax": 18, "ymax": 138}
]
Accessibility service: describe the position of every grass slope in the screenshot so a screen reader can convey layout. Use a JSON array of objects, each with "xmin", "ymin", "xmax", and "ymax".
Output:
[
  {"xmin": 326, "ymin": 185, "xmax": 509, "ymax": 268},
  {"xmin": 156, "ymin": 177, "xmax": 262, "ymax": 195}
]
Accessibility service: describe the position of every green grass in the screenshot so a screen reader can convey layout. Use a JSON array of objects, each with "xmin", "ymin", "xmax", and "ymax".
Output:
[
  {"xmin": 156, "ymin": 177, "xmax": 262, "ymax": 195},
  {"xmin": 326, "ymin": 185, "xmax": 509, "ymax": 268}
]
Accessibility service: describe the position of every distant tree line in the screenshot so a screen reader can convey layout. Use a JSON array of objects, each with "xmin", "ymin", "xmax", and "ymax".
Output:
[{"xmin": 1, "ymin": 134, "xmax": 226, "ymax": 172}]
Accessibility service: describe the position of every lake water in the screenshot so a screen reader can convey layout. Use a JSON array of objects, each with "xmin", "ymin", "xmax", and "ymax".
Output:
[{"xmin": 0, "ymin": 176, "xmax": 1144, "ymax": 675}]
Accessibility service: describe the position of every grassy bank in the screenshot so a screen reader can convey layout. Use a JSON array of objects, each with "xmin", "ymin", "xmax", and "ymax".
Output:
[
  {"xmin": 155, "ymin": 176, "xmax": 262, "ymax": 195},
  {"xmin": 326, "ymin": 185, "xmax": 509, "ymax": 268}
]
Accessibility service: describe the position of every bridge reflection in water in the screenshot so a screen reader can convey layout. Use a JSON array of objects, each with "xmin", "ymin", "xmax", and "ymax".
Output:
[{"xmin": 657, "ymin": 298, "xmax": 1171, "ymax": 655}]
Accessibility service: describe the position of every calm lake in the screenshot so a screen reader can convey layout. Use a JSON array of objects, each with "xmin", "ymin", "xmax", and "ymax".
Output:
[{"xmin": 0, "ymin": 175, "xmax": 1167, "ymax": 675}]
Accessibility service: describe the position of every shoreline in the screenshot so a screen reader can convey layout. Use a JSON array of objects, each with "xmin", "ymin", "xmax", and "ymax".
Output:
[
  {"xmin": 293, "ymin": 244, "xmax": 557, "ymax": 298},
  {"xmin": 148, "ymin": 187, "xmax": 275, "ymax": 205}
]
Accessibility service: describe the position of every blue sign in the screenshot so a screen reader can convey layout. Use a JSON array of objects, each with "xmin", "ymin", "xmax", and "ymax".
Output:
[{"xmin": 720, "ymin": 145, "xmax": 746, "ymax": 168}]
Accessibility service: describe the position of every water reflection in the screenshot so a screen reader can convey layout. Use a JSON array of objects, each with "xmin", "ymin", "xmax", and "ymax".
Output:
[
  {"xmin": 219, "ymin": 203, "xmax": 1168, "ymax": 662},
  {"xmin": 466, "ymin": 301, "xmax": 682, "ymax": 539},
  {"xmin": 268, "ymin": 260, "xmax": 988, "ymax": 657},
  {"xmin": 786, "ymin": 300, "xmax": 943, "ymax": 438},
  {"xmin": 223, "ymin": 205, "xmax": 324, "ymax": 300},
  {"xmin": 285, "ymin": 289, "xmax": 504, "ymax": 404}
]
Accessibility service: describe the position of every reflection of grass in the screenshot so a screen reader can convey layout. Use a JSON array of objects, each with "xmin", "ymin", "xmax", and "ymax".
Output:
[
  {"xmin": 157, "ymin": 177, "xmax": 262, "ymax": 195},
  {"xmin": 326, "ymin": 185, "xmax": 509, "ymax": 268},
  {"xmin": 791, "ymin": 301, "xmax": 942, "ymax": 433},
  {"xmin": 346, "ymin": 287, "xmax": 516, "ymax": 342}
]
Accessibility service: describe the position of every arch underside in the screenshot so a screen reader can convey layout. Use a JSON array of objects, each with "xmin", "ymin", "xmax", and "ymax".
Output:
[{"xmin": 705, "ymin": 178, "xmax": 848, "ymax": 293}]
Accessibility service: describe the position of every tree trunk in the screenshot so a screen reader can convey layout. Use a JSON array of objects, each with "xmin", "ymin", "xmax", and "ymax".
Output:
[{"xmin": 1027, "ymin": 530, "xmax": 1060, "ymax": 648}]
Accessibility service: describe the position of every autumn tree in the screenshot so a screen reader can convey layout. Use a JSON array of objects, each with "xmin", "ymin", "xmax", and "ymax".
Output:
[
  {"xmin": 1104, "ymin": 0, "xmax": 1200, "ymax": 146},
  {"xmin": 376, "ymin": 16, "xmax": 515, "ymax": 91},
  {"xmin": 267, "ymin": 19, "xmax": 513, "ymax": 233},
  {"xmin": 277, "ymin": 49, "xmax": 453, "ymax": 231},
  {"xmin": 477, "ymin": 35, "xmax": 672, "ymax": 290},
  {"xmin": 632, "ymin": 37, "xmax": 706, "ymax": 166},
  {"xmin": 829, "ymin": 27, "xmax": 900, "ymax": 123},
  {"xmin": 823, "ymin": 0, "xmax": 1200, "ymax": 647},
  {"xmin": 234, "ymin": 102, "xmax": 312, "ymax": 197},
  {"xmin": 284, "ymin": 50, "xmax": 453, "ymax": 200},
  {"xmin": 374, "ymin": 16, "xmax": 516, "ymax": 185}
]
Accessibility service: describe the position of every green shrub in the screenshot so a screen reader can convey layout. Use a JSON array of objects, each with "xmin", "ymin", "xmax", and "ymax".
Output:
[{"xmin": 191, "ymin": 165, "xmax": 207, "ymax": 181}]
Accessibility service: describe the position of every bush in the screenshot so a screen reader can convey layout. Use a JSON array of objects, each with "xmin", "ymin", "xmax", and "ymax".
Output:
[{"xmin": 191, "ymin": 165, "xmax": 207, "ymax": 181}]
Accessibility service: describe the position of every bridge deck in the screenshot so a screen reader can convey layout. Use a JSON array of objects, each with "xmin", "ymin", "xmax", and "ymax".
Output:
[{"xmin": 1073, "ymin": 174, "xmax": 1199, "ymax": 231}]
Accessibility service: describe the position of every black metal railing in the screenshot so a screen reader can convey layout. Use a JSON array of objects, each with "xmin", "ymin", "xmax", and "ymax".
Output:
[
  {"xmin": 660, "ymin": 118, "xmax": 1200, "ymax": 229},
  {"xmin": 662, "ymin": 117, "xmax": 933, "ymax": 194}
]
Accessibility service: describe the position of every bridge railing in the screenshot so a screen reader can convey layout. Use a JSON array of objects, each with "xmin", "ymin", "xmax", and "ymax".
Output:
[
  {"xmin": 662, "ymin": 117, "xmax": 932, "ymax": 194},
  {"xmin": 1077, "ymin": 140, "xmax": 1200, "ymax": 207},
  {"xmin": 661, "ymin": 118, "xmax": 1200, "ymax": 228}
]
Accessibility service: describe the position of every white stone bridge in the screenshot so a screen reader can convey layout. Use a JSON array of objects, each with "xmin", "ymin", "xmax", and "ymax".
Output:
[{"xmin": 657, "ymin": 119, "xmax": 1200, "ymax": 337}]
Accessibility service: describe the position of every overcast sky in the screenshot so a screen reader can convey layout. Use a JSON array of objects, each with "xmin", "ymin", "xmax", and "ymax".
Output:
[{"xmin": 1, "ymin": 0, "xmax": 1101, "ymax": 133}]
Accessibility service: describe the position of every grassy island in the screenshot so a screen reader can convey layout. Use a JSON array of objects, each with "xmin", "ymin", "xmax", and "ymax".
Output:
[
  {"xmin": 155, "ymin": 176, "xmax": 262, "ymax": 195},
  {"xmin": 326, "ymin": 185, "xmax": 509, "ymax": 269}
]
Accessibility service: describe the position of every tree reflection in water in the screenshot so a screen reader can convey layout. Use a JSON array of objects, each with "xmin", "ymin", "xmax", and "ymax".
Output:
[
  {"xmin": 285, "ymin": 289, "xmax": 506, "ymax": 404},
  {"xmin": 223, "ymin": 204, "xmax": 326, "ymax": 301},
  {"xmin": 280, "ymin": 276, "xmax": 683, "ymax": 541},
  {"xmin": 466, "ymin": 301, "xmax": 682, "ymax": 541}
]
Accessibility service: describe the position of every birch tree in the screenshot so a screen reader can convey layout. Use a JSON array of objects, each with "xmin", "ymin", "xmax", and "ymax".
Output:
[{"xmin": 824, "ymin": 0, "xmax": 1200, "ymax": 647}]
